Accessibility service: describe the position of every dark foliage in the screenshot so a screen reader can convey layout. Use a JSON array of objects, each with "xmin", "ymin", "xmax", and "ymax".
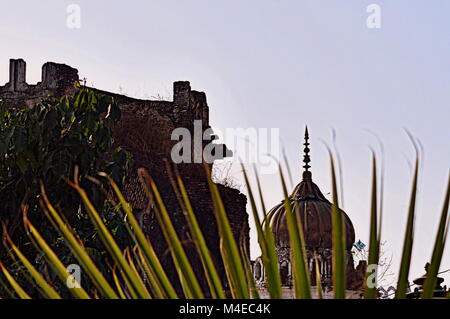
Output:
[{"xmin": 0, "ymin": 88, "xmax": 133, "ymax": 297}]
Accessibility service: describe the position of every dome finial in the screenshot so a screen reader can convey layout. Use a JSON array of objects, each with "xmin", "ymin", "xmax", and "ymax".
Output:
[{"xmin": 303, "ymin": 126, "xmax": 312, "ymax": 179}]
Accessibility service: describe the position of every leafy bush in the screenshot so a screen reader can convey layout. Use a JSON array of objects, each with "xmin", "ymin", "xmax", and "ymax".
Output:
[{"xmin": 0, "ymin": 89, "xmax": 132, "ymax": 297}]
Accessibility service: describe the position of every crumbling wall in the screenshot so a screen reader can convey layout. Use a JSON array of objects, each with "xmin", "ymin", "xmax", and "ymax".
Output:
[
  {"xmin": 0, "ymin": 59, "xmax": 249, "ymax": 295},
  {"xmin": 0, "ymin": 59, "xmax": 79, "ymax": 108}
]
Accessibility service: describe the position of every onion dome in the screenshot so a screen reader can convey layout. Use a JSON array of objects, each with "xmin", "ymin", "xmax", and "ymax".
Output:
[{"xmin": 266, "ymin": 127, "xmax": 355, "ymax": 251}]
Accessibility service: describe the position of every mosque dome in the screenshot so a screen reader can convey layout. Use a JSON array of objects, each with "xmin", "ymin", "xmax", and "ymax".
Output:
[
  {"xmin": 266, "ymin": 127, "xmax": 355, "ymax": 251},
  {"xmin": 252, "ymin": 127, "xmax": 366, "ymax": 293}
]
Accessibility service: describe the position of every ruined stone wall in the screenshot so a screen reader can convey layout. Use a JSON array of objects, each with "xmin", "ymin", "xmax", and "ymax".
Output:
[
  {"xmin": 0, "ymin": 59, "xmax": 79, "ymax": 108},
  {"xmin": 0, "ymin": 59, "xmax": 249, "ymax": 295}
]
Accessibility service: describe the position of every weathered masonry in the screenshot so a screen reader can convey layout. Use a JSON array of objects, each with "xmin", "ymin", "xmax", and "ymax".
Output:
[{"xmin": 0, "ymin": 59, "xmax": 250, "ymax": 295}]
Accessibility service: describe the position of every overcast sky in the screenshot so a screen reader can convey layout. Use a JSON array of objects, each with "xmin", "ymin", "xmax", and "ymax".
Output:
[{"xmin": 1, "ymin": 0, "xmax": 449, "ymax": 288}]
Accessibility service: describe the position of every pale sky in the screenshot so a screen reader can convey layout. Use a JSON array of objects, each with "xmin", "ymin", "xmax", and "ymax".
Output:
[{"xmin": 1, "ymin": 0, "xmax": 449, "ymax": 288}]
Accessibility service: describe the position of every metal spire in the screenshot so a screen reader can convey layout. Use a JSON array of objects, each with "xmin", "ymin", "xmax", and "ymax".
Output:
[
  {"xmin": 303, "ymin": 126, "xmax": 312, "ymax": 180},
  {"xmin": 303, "ymin": 126, "xmax": 311, "ymax": 171}
]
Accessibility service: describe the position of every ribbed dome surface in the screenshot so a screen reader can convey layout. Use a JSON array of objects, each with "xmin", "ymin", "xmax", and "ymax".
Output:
[{"xmin": 266, "ymin": 171, "xmax": 355, "ymax": 251}]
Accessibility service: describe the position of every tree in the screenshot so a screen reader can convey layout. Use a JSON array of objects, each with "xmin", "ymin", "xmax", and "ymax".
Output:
[
  {"xmin": 0, "ymin": 88, "xmax": 132, "ymax": 295},
  {"xmin": 212, "ymin": 159, "xmax": 242, "ymax": 191}
]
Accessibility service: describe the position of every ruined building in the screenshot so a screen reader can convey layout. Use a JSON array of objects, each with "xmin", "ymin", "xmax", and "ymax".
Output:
[
  {"xmin": 252, "ymin": 128, "xmax": 366, "ymax": 298},
  {"xmin": 0, "ymin": 58, "xmax": 250, "ymax": 295}
]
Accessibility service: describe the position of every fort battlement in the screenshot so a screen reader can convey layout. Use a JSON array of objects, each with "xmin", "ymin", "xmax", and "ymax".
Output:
[
  {"xmin": 0, "ymin": 59, "xmax": 78, "ymax": 96},
  {"xmin": 0, "ymin": 59, "xmax": 209, "ymax": 129}
]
